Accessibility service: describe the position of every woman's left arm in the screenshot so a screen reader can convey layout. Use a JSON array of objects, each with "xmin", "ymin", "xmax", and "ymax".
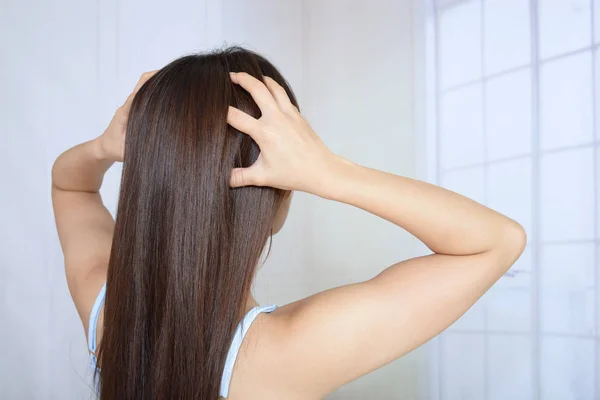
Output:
[
  {"xmin": 51, "ymin": 71, "xmax": 156, "ymax": 321},
  {"xmin": 51, "ymin": 137, "xmax": 116, "ymax": 300}
]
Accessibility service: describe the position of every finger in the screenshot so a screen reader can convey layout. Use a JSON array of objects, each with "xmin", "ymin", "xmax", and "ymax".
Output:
[
  {"xmin": 229, "ymin": 167, "xmax": 261, "ymax": 188},
  {"xmin": 119, "ymin": 70, "xmax": 158, "ymax": 114},
  {"xmin": 230, "ymin": 72, "xmax": 279, "ymax": 114},
  {"xmin": 227, "ymin": 106, "xmax": 262, "ymax": 140},
  {"xmin": 133, "ymin": 70, "xmax": 159, "ymax": 93},
  {"xmin": 263, "ymin": 76, "xmax": 298, "ymax": 114}
]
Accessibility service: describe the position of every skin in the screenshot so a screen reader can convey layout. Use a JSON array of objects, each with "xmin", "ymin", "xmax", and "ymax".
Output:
[
  {"xmin": 273, "ymin": 192, "xmax": 293, "ymax": 235},
  {"xmin": 52, "ymin": 71, "xmax": 526, "ymax": 399}
]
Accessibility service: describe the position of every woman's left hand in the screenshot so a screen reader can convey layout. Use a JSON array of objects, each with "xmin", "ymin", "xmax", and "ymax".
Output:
[{"xmin": 96, "ymin": 70, "xmax": 158, "ymax": 162}]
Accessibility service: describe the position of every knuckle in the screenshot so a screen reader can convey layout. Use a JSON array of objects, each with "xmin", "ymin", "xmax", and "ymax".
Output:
[
  {"xmin": 264, "ymin": 76, "xmax": 276, "ymax": 86},
  {"xmin": 272, "ymin": 83, "xmax": 285, "ymax": 94},
  {"xmin": 234, "ymin": 172, "xmax": 243, "ymax": 186},
  {"xmin": 261, "ymin": 127, "xmax": 277, "ymax": 143},
  {"xmin": 273, "ymin": 82, "xmax": 285, "ymax": 93}
]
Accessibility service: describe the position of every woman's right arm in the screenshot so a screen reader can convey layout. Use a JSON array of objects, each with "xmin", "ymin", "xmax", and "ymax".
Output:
[
  {"xmin": 323, "ymin": 156, "xmax": 525, "ymax": 258},
  {"xmin": 274, "ymin": 159, "xmax": 525, "ymax": 397},
  {"xmin": 227, "ymin": 72, "xmax": 526, "ymax": 398}
]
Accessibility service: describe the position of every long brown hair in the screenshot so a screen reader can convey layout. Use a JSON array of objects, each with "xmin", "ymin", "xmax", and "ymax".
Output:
[{"xmin": 95, "ymin": 46, "xmax": 298, "ymax": 399}]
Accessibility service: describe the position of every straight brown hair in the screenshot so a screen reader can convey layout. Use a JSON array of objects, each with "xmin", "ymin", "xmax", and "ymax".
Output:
[{"xmin": 94, "ymin": 46, "xmax": 299, "ymax": 399}]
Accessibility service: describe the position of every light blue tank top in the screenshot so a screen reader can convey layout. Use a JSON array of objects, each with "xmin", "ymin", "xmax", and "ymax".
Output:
[{"xmin": 87, "ymin": 281, "xmax": 278, "ymax": 398}]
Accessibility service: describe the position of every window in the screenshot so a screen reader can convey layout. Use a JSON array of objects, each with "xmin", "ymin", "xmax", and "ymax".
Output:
[{"xmin": 418, "ymin": 0, "xmax": 599, "ymax": 398}]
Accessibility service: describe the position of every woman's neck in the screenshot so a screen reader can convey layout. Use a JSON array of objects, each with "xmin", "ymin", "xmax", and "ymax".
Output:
[{"xmin": 244, "ymin": 295, "xmax": 259, "ymax": 314}]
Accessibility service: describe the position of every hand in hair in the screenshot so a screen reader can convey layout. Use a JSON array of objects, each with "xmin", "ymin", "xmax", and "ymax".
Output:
[
  {"xmin": 97, "ymin": 70, "xmax": 158, "ymax": 162},
  {"xmin": 227, "ymin": 72, "xmax": 341, "ymax": 197}
]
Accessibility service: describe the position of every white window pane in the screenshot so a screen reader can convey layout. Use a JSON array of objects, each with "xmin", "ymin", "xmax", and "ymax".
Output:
[
  {"xmin": 486, "ymin": 70, "xmax": 532, "ymax": 160},
  {"xmin": 540, "ymin": 148, "xmax": 595, "ymax": 241},
  {"xmin": 426, "ymin": 16, "xmax": 437, "ymax": 183},
  {"xmin": 426, "ymin": 18, "xmax": 436, "ymax": 94},
  {"xmin": 597, "ymin": 145, "xmax": 600, "ymax": 232},
  {"xmin": 538, "ymin": 0, "xmax": 592, "ymax": 59},
  {"xmin": 426, "ymin": 91, "xmax": 437, "ymax": 182},
  {"xmin": 442, "ymin": 333, "xmax": 485, "ymax": 400},
  {"xmin": 442, "ymin": 166, "xmax": 485, "ymax": 203},
  {"xmin": 541, "ymin": 243, "xmax": 595, "ymax": 335},
  {"xmin": 488, "ymin": 335, "xmax": 533, "ymax": 400},
  {"xmin": 598, "ymin": 52, "xmax": 600, "ymax": 141},
  {"xmin": 540, "ymin": 52, "xmax": 593, "ymax": 151},
  {"xmin": 541, "ymin": 286, "xmax": 595, "ymax": 336},
  {"xmin": 450, "ymin": 297, "xmax": 486, "ymax": 331},
  {"xmin": 541, "ymin": 337, "xmax": 594, "ymax": 400},
  {"xmin": 439, "ymin": 1, "xmax": 482, "ymax": 88},
  {"xmin": 487, "ymin": 286, "xmax": 531, "ymax": 332},
  {"xmin": 484, "ymin": 0, "xmax": 531, "ymax": 74},
  {"xmin": 441, "ymin": 85, "xmax": 484, "ymax": 169},
  {"xmin": 596, "ymin": 0, "xmax": 600, "ymax": 44},
  {"xmin": 487, "ymin": 158, "xmax": 533, "ymax": 237},
  {"xmin": 541, "ymin": 243, "xmax": 595, "ymax": 288}
]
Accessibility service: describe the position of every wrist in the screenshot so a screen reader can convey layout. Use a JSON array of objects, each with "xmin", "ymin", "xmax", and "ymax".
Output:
[
  {"xmin": 92, "ymin": 135, "xmax": 116, "ymax": 163},
  {"xmin": 315, "ymin": 154, "xmax": 360, "ymax": 201}
]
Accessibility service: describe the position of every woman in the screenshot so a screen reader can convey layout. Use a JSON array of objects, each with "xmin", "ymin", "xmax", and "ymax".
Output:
[{"xmin": 51, "ymin": 46, "xmax": 526, "ymax": 399}]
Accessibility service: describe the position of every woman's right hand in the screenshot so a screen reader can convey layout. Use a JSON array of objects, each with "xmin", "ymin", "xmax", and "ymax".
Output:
[
  {"xmin": 97, "ymin": 70, "xmax": 158, "ymax": 162},
  {"xmin": 227, "ymin": 72, "xmax": 341, "ymax": 196}
]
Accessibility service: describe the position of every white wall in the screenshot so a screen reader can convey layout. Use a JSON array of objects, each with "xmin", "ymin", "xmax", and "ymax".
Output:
[
  {"xmin": 294, "ymin": 1, "xmax": 421, "ymax": 398},
  {"xmin": 222, "ymin": 1, "xmax": 421, "ymax": 398},
  {"xmin": 0, "ymin": 0, "xmax": 420, "ymax": 398}
]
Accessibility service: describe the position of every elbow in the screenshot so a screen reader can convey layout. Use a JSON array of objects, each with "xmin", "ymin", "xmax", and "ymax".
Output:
[
  {"xmin": 481, "ymin": 219, "xmax": 528, "ymax": 277},
  {"xmin": 496, "ymin": 219, "xmax": 528, "ymax": 263},
  {"xmin": 51, "ymin": 157, "xmax": 62, "ymax": 187},
  {"xmin": 509, "ymin": 220, "xmax": 527, "ymax": 253}
]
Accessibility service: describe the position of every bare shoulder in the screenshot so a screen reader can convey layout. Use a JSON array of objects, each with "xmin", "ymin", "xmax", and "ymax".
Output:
[
  {"xmin": 227, "ymin": 283, "xmax": 378, "ymax": 399},
  {"xmin": 223, "ymin": 307, "xmax": 309, "ymax": 398}
]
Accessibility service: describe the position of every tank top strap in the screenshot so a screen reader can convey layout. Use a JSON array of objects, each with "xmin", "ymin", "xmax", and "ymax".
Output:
[
  {"xmin": 219, "ymin": 304, "xmax": 278, "ymax": 398},
  {"xmin": 88, "ymin": 281, "xmax": 107, "ymax": 395},
  {"xmin": 88, "ymin": 281, "xmax": 107, "ymax": 355}
]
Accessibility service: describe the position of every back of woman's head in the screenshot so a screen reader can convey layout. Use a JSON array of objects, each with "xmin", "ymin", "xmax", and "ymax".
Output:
[{"xmin": 96, "ymin": 46, "xmax": 299, "ymax": 399}]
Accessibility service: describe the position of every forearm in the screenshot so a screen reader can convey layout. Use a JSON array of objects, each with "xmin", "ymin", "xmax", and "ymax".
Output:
[
  {"xmin": 51, "ymin": 137, "xmax": 114, "ymax": 192},
  {"xmin": 323, "ymin": 156, "xmax": 524, "ymax": 256}
]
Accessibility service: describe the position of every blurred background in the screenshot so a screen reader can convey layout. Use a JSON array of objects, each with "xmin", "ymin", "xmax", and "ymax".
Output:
[{"xmin": 0, "ymin": 0, "xmax": 597, "ymax": 399}]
